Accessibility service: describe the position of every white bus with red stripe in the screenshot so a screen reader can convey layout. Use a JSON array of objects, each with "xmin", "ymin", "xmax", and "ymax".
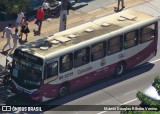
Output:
[{"xmin": 10, "ymin": 10, "xmax": 158, "ymax": 102}]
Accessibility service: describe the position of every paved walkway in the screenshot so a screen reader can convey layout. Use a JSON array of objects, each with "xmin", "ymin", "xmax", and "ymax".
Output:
[{"xmin": 0, "ymin": 0, "xmax": 148, "ymax": 57}]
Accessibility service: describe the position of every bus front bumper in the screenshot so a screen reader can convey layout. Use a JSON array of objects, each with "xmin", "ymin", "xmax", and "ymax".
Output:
[{"xmin": 10, "ymin": 80, "xmax": 43, "ymax": 102}]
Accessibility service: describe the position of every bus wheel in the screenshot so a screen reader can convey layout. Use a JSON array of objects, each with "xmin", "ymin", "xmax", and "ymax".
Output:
[
  {"xmin": 59, "ymin": 85, "xmax": 68, "ymax": 97},
  {"xmin": 114, "ymin": 63, "xmax": 125, "ymax": 77}
]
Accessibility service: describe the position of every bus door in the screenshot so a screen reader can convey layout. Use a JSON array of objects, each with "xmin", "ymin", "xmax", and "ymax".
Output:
[{"xmin": 42, "ymin": 60, "xmax": 58, "ymax": 97}]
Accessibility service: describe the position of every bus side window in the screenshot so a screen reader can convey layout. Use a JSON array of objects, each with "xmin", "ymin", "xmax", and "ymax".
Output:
[
  {"xmin": 45, "ymin": 61, "xmax": 58, "ymax": 79},
  {"xmin": 74, "ymin": 47, "xmax": 90, "ymax": 68},
  {"xmin": 60, "ymin": 53, "xmax": 73, "ymax": 73},
  {"xmin": 124, "ymin": 30, "xmax": 138, "ymax": 49},
  {"xmin": 140, "ymin": 24, "xmax": 155, "ymax": 43},
  {"xmin": 91, "ymin": 42, "xmax": 106, "ymax": 61},
  {"xmin": 108, "ymin": 36, "xmax": 122, "ymax": 55}
]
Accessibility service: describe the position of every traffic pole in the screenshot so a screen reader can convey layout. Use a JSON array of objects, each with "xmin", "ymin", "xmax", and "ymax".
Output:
[{"xmin": 59, "ymin": 0, "xmax": 69, "ymax": 32}]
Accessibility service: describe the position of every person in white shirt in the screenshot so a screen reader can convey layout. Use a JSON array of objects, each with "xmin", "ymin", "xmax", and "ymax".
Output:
[
  {"xmin": 15, "ymin": 12, "xmax": 24, "ymax": 29},
  {"xmin": 9, "ymin": 29, "xmax": 19, "ymax": 55},
  {"xmin": 2, "ymin": 24, "xmax": 13, "ymax": 52}
]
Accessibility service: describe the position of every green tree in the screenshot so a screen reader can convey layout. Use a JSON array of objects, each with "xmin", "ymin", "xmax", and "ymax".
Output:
[
  {"xmin": 0, "ymin": 0, "xmax": 30, "ymax": 13},
  {"xmin": 0, "ymin": 0, "xmax": 56, "ymax": 14},
  {"xmin": 121, "ymin": 76, "xmax": 160, "ymax": 113}
]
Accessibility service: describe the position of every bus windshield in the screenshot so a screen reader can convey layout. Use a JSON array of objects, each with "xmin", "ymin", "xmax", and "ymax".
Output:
[{"xmin": 11, "ymin": 51, "xmax": 43, "ymax": 89}]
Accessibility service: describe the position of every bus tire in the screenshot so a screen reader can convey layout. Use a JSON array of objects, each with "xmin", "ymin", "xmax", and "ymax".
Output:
[
  {"xmin": 58, "ymin": 85, "xmax": 68, "ymax": 97},
  {"xmin": 114, "ymin": 62, "xmax": 125, "ymax": 77}
]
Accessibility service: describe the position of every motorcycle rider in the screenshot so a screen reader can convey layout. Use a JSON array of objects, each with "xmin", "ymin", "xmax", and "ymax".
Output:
[
  {"xmin": 42, "ymin": 0, "xmax": 61, "ymax": 16},
  {"xmin": 42, "ymin": 0, "xmax": 49, "ymax": 11}
]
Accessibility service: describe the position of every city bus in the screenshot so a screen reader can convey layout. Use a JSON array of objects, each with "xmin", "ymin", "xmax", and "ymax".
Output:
[{"xmin": 10, "ymin": 10, "xmax": 158, "ymax": 102}]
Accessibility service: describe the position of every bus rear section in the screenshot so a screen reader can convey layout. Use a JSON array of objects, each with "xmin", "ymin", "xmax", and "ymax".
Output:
[{"xmin": 121, "ymin": 22, "xmax": 158, "ymax": 69}]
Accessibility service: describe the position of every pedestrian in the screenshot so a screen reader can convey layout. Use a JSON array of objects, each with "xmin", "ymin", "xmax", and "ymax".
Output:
[
  {"xmin": 1, "ymin": 24, "xmax": 13, "ymax": 52},
  {"xmin": 115, "ymin": 0, "xmax": 125, "ymax": 11},
  {"xmin": 35, "ymin": 6, "xmax": 44, "ymax": 32},
  {"xmin": 15, "ymin": 12, "xmax": 24, "ymax": 29},
  {"xmin": 19, "ymin": 17, "xmax": 30, "ymax": 41},
  {"xmin": 9, "ymin": 29, "xmax": 19, "ymax": 55}
]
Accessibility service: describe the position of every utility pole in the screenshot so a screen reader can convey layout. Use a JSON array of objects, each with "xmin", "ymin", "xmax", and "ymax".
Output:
[{"xmin": 59, "ymin": 0, "xmax": 69, "ymax": 32}]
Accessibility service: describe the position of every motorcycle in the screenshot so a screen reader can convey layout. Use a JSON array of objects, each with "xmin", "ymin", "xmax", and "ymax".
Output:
[
  {"xmin": 0, "ymin": 56, "xmax": 12, "ymax": 85},
  {"xmin": 42, "ymin": 1, "xmax": 62, "ymax": 16}
]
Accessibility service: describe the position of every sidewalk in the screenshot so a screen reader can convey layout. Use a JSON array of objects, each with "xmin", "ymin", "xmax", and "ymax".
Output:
[{"xmin": 0, "ymin": 0, "xmax": 151, "ymax": 66}]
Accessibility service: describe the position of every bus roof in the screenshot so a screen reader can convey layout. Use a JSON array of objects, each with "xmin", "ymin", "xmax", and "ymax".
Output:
[{"xmin": 17, "ymin": 10, "xmax": 157, "ymax": 58}]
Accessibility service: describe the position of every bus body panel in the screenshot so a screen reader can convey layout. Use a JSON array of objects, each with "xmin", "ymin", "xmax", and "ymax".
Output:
[{"xmin": 27, "ymin": 40, "xmax": 156, "ymax": 102}]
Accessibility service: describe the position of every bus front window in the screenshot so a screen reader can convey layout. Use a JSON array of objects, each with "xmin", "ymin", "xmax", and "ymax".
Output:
[{"xmin": 12, "ymin": 57, "xmax": 43, "ymax": 89}]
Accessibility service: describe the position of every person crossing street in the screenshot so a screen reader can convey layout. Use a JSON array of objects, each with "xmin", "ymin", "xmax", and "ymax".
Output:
[{"xmin": 1, "ymin": 24, "xmax": 13, "ymax": 52}]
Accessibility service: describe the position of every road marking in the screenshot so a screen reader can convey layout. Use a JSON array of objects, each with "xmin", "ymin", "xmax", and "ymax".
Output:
[
  {"xmin": 123, "ymin": 90, "xmax": 137, "ymax": 96},
  {"xmin": 97, "ymin": 98, "xmax": 115, "ymax": 105},
  {"xmin": 97, "ymin": 111, "xmax": 107, "ymax": 114},
  {"xmin": 97, "ymin": 98, "xmax": 138, "ymax": 114},
  {"xmin": 150, "ymin": 58, "xmax": 160, "ymax": 63},
  {"xmin": 121, "ymin": 98, "xmax": 138, "ymax": 105},
  {"xmin": 98, "ymin": 90, "xmax": 137, "ymax": 105}
]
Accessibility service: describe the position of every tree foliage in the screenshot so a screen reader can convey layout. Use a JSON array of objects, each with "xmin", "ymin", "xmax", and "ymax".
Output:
[
  {"xmin": 121, "ymin": 76, "xmax": 160, "ymax": 113},
  {"xmin": 154, "ymin": 76, "xmax": 160, "ymax": 90},
  {"xmin": 0, "ymin": 0, "xmax": 29, "ymax": 13},
  {"xmin": 0, "ymin": 0, "xmax": 56, "ymax": 14},
  {"xmin": 136, "ymin": 76, "xmax": 160, "ymax": 110}
]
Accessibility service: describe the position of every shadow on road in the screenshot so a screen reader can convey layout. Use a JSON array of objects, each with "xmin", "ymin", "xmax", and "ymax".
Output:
[
  {"xmin": 0, "ymin": 49, "xmax": 11, "ymax": 56},
  {"xmin": 18, "ymin": 39, "xmax": 28, "ymax": 45},
  {"xmin": 114, "ymin": 7, "xmax": 125, "ymax": 13},
  {"xmin": 33, "ymin": 29, "xmax": 41, "ymax": 36}
]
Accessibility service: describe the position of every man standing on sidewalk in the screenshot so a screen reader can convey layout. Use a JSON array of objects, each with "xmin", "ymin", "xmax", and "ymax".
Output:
[
  {"xmin": 115, "ymin": 0, "xmax": 125, "ymax": 11},
  {"xmin": 15, "ymin": 12, "xmax": 24, "ymax": 29},
  {"xmin": 1, "ymin": 24, "xmax": 13, "ymax": 52},
  {"xmin": 35, "ymin": 6, "xmax": 44, "ymax": 33}
]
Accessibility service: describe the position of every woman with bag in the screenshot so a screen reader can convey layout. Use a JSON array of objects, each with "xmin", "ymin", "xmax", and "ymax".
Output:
[{"xmin": 19, "ymin": 17, "xmax": 30, "ymax": 41}]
